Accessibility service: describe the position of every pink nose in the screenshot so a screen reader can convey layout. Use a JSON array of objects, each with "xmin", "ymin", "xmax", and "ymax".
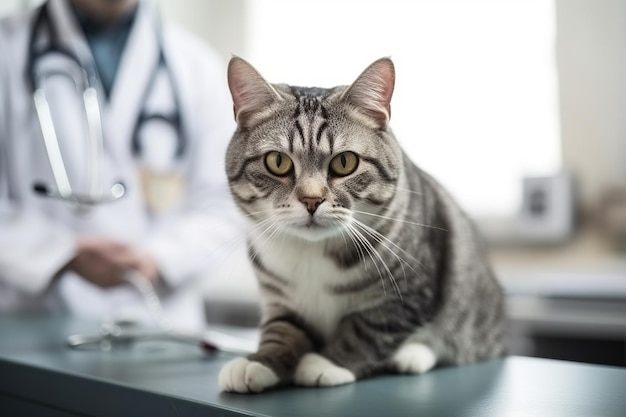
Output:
[{"xmin": 300, "ymin": 197, "xmax": 324, "ymax": 215}]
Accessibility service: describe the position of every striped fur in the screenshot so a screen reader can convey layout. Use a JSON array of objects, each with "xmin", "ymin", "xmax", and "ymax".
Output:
[{"xmin": 219, "ymin": 57, "xmax": 506, "ymax": 393}]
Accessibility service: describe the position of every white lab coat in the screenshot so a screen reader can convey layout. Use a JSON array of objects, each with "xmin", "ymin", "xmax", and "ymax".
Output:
[{"xmin": 0, "ymin": 0, "xmax": 244, "ymax": 330}]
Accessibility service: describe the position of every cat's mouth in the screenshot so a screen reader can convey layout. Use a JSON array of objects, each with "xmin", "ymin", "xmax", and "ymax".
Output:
[
  {"xmin": 286, "ymin": 216, "xmax": 340, "ymax": 241},
  {"xmin": 305, "ymin": 218, "xmax": 321, "ymax": 228},
  {"xmin": 286, "ymin": 216, "xmax": 326, "ymax": 231},
  {"xmin": 282, "ymin": 211, "xmax": 351, "ymax": 241}
]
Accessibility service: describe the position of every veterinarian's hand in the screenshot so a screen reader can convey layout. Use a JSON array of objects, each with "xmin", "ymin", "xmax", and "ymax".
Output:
[{"xmin": 65, "ymin": 237, "xmax": 159, "ymax": 288}]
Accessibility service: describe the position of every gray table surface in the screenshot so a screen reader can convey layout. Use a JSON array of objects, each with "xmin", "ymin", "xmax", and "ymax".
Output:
[{"xmin": 1, "ymin": 315, "xmax": 626, "ymax": 417}]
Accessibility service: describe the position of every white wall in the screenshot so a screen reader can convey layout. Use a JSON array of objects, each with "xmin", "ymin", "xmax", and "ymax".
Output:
[
  {"xmin": 244, "ymin": 0, "xmax": 561, "ymax": 218},
  {"xmin": 157, "ymin": 0, "xmax": 247, "ymax": 62},
  {"xmin": 557, "ymin": 0, "xmax": 626, "ymax": 211}
]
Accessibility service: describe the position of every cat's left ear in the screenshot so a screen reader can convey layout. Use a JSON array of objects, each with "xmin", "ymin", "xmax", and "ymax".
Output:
[{"xmin": 341, "ymin": 58, "xmax": 395, "ymax": 128}]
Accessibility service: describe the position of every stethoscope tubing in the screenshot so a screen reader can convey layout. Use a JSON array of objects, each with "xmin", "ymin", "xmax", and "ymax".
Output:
[{"xmin": 26, "ymin": 1, "xmax": 185, "ymax": 211}]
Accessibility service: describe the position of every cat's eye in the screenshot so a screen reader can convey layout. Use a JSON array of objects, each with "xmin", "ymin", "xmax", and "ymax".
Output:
[
  {"xmin": 329, "ymin": 152, "xmax": 359, "ymax": 177},
  {"xmin": 265, "ymin": 151, "xmax": 293, "ymax": 176}
]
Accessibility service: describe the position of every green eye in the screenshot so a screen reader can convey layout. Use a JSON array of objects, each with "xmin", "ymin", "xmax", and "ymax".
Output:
[
  {"xmin": 330, "ymin": 151, "xmax": 359, "ymax": 176},
  {"xmin": 265, "ymin": 151, "xmax": 293, "ymax": 176}
]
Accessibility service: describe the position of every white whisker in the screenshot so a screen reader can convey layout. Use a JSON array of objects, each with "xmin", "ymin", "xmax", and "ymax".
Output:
[
  {"xmin": 352, "ymin": 218, "xmax": 425, "ymax": 273},
  {"xmin": 242, "ymin": 208, "xmax": 277, "ymax": 218},
  {"xmin": 346, "ymin": 223, "xmax": 403, "ymax": 301},
  {"xmin": 352, "ymin": 209, "xmax": 448, "ymax": 232},
  {"xmin": 347, "ymin": 223, "xmax": 384, "ymax": 292},
  {"xmin": 331, "ymin": 217, "xmax": 367, "ymax": 272},
  {"xmin": 378, "ymin": 183, "xmax": 425, "ymax": 197},
  {"xmin": 247, "ymin": 215, "xmax": 282, "ymax": 263},
  {"xmin": 352, "ymin": 220, "xmax": 423, "ymax": 293}
]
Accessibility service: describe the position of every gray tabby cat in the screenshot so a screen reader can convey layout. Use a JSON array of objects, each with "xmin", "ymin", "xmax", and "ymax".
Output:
[{"xmin": 218, "ymin": 57, "xmax": 506, "ymax": 393}]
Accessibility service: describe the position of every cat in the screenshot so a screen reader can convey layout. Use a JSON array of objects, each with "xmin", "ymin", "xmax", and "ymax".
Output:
[{"xmin": 218, "ymin": 56, "xmax": 506, "ymax": 393}]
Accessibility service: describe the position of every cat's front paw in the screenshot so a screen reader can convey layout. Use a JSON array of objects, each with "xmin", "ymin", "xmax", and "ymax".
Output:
[
  {"xmin": 392, "ymin": 343, "xmax": 437, "ymax": 374},
  {"xmin": 294, "ymin": 353, "xmax": 356, "ymax": 387},
  {"xmin": 218, "ymin": 357, "xmax": 280, "ymax": 393}
]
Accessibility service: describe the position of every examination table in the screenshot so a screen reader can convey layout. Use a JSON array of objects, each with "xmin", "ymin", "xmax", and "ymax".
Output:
[{"xmin": 1, "ymin": 315, "xmax": 625, "ymax": 417}]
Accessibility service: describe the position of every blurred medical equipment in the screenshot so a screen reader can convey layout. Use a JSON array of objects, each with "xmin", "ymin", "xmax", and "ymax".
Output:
[
  {"xmin": 67, "ymin": 270, "xmax": 256, "ymax": 354},
  {"xmin": 27, "ymin": 1, "xmax": 185, "ymax": 212}
]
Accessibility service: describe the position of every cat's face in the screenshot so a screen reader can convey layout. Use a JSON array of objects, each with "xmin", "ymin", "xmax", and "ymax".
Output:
[{"xmin": 225, "ymin": 58, "xmax": 401, "ymax": 242}]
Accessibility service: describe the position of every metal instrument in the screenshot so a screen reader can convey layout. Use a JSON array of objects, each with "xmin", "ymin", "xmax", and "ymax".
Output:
[{"xmin": 67, "ymin": 270, "xmax": 256, "ymax": 354}]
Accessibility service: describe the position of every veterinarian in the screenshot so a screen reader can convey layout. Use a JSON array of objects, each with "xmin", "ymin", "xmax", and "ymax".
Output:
[{"xmin": 0, "ymin": 0, "xmax": 241, "ymax": 330}]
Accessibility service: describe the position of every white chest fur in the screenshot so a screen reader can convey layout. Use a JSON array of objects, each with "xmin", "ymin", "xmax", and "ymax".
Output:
[{"xmin": 252, "ymin": 232, "xmax": 362, "ymax": 339}]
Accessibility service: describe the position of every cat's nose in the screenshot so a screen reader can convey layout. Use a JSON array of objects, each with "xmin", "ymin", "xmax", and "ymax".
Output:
[{"xmin": 300, "ymin": 197, "xmax": 324, "ymax": 215}]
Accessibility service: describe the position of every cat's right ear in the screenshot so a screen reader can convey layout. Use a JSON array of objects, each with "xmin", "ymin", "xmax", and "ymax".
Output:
[{"xmin": 227, "ymin": 56, "xmax": 283, "ymax": 126}]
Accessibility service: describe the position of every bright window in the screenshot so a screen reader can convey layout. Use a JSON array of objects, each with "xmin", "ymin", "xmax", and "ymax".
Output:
[{"xmin": 247, "ymin": 0, "xmax": 560, "ymax": 217}]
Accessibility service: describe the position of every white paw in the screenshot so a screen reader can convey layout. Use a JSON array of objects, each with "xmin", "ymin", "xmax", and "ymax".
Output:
[
  {"xmin": 392, "ymin": 343, "xmax": 437, "ymax": 374},
  {"xmin": 294, "ymin": 353, "xmax": 356, "ymax": 387},
  {"xmin": 218, "ymin": 357, "xmax": 280, "ymax": 393}
]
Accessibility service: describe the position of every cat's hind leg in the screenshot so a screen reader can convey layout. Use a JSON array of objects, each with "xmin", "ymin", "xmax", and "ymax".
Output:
[
  {"xmin": 218, "ymin": 357, "xmax": 280, "ymax": 393},
  {"xmin": 294, "ymin": 353, "xmax": 356, "ymax": 387},
  {"xmin": 392, "ymin": 342, "xmax": 437, "ymax": 374}
]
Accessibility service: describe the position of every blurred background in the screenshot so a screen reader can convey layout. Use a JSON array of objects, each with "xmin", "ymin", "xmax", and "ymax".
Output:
[{"xmin": 3, "ymin": 0, "xmax": 626, "ymax": 366}]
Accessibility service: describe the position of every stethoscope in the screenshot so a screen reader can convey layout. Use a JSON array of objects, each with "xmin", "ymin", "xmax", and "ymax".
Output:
[{"xmin": 26, "ymin": 1, "xmax": 186, "ymax": 212}]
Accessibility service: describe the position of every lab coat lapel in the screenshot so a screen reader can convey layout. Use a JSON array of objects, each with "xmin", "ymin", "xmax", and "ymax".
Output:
[
  {"xmin": 47, "ymin": 0, "xmax": 92, "ymax": 62},
  {"xmin": 106, "ymin": 1, "xmax": 159, "ymax": 167}
]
